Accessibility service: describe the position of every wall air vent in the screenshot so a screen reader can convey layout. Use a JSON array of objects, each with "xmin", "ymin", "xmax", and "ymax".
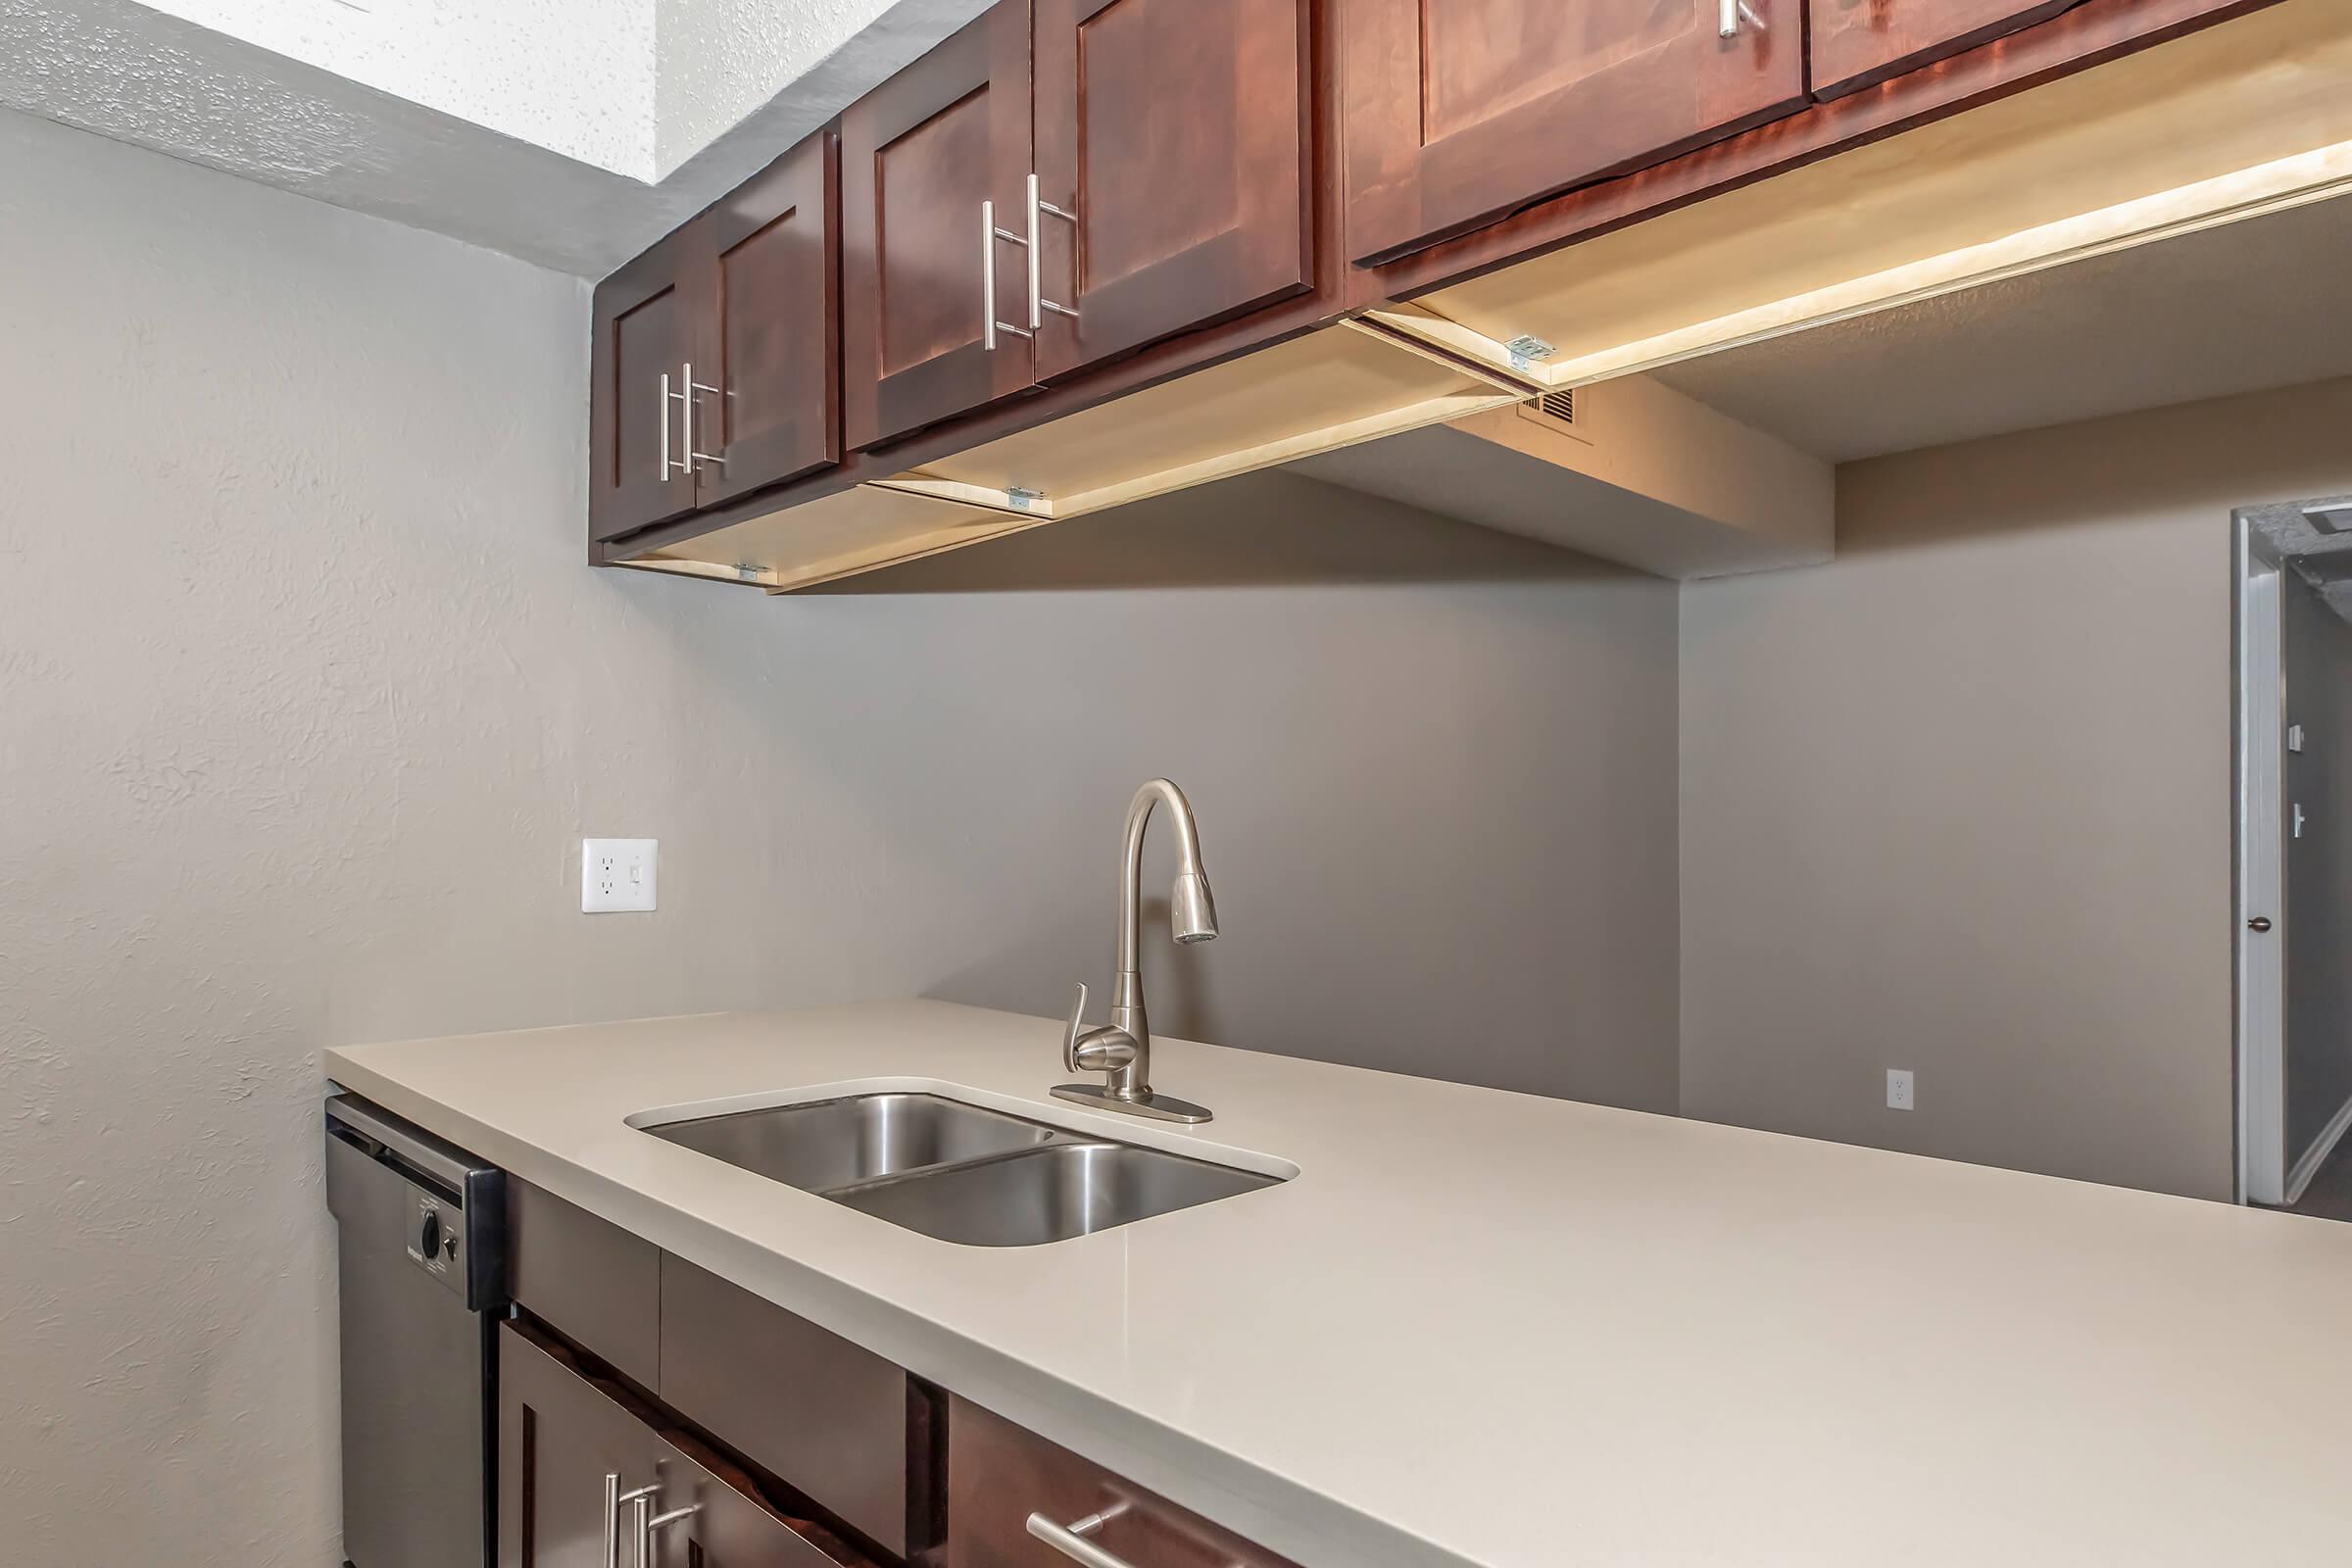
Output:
[{"xmin": 1516, "ymin": 386, "xmax": 1584, "ymax": 442}]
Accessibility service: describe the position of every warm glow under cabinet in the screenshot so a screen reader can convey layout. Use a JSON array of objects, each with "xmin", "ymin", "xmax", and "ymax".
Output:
[{"xmin": 612, "ymin": 323, "xmax": 1528, "ymax": 593}]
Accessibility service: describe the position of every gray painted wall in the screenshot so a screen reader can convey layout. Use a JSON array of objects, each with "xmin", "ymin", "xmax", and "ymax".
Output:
[
  {"xmin": 0, "ymin": 111, "xmax": 1679, "ymax": 1565},
  {"xmin": 1680, "ymin": 379, "xmax": 2352, "ymax": 1201},
  {"xmin": 2284, "ymin": 568, "xmax": 2352, "ymax": 1164}
]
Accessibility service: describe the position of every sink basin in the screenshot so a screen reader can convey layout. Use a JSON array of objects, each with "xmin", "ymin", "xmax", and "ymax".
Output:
[
  {"xmin": 643, "ymin": 1092, "xmax": 1058, "ymax": 1194},
  {"xmin": 830, "ymin": 1141, "xmax": 1282, "ymax": 1247},
  {"xmin": 639, "ymin": 1090, "xmax": 1287, "ymax": 1245}
]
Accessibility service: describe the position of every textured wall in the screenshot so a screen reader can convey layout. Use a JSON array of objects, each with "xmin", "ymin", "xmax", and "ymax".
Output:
[
  {"xmin": 2284, "ymin": 568, "xmax": 2352, "ymax": 1164},
  {"xmin": 0, "ymin": 110, "xmax": 1679, "ymax": 1564},
  {"xmin": 1680, "ymin": 379, "xmax": 2352, "ymax": 1201}
]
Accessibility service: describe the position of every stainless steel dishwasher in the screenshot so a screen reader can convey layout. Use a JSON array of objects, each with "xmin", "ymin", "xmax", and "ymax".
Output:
[{"xmin": 325, "ymin": 1091, "xmax": 507, "ymax": 1568}]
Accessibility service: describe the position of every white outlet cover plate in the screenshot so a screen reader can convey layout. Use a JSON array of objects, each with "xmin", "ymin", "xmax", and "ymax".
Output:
[
  {"xmin": 582, "ymin": 838, "xmax": 658, "ymax": 913},
  {"xmin": 1886, "ymin": 1068, "xmax": 1915, "ymax": 1111}
]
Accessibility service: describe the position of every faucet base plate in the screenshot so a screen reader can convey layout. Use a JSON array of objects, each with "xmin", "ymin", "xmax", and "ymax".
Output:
[{"xmin": 1051, "ymin": 1084, "xmax": 1214, "ymax": 1125}]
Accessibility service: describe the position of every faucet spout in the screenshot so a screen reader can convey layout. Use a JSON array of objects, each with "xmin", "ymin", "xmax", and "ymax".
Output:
[{"xmin": 1116, "ymin": 778, "xmax": 1218, "ymax": 976}]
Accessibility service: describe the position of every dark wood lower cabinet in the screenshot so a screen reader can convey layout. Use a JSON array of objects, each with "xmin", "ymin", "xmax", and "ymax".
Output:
[
  {"xmin": 499, "ymin": 1320, "xmax": 879, "ymax": 1568},
  {"xmin": 499, "ymin": 1322, "xmax": 664, "ymax": 1568},
  {"xmin": 945, "ymin": 1396, "xmax": 1299, "ymax": 1568},
  {"xmin": 659, "ymin": 1255, "xmax": 912, "ymax": 1558},
  {"xmin": 500, "ymin": 1184, "xmax": 1299, "ymax": 1568},
  {"xmin": 507, "ymin": 1180, "xmax": 662, "ymax": 1392}
]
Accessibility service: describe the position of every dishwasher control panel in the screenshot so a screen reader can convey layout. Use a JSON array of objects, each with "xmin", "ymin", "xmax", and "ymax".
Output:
[
  {"xmin": 326, "ymin": 1091, "xmax": 507, "ymax": 1312},
  {"xmin": 406, "ymin": 1188, "xmax": 466, "ymax": 1287}
]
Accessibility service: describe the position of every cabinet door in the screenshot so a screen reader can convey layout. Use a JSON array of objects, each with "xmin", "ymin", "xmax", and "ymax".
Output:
[
  {"xmin": 1809, "ymin": 0, "xmax": 2077, "ymax": 98},
  {"xmin": 591, "ymin": 219, "xmax": 715, "ymax": 541},
  {"xmin": 643, "ymin": 1437, "xmax": 861, "ymax": 1568},
  {"xmin": 1341, "ymin": 0, "xmax": 1807, "ymax": 264},
  {"xmin": 498, "ymin": 1323, "xmax": 660, "ymax": 1568},
  {"xmin": 698, "ymin": 129, "xmax": 842, "ymax": 509},
  {"xmin": 1029, "ymin": 0, "xmax": 1312, "ymax": 382},
  {"xmin": 946, "ymin": 1396, "xmax": 1299, "ymax": 1568},
  {"xmin": 842, "ymin": 2, "xmax": 1035, "ymax": 451}
]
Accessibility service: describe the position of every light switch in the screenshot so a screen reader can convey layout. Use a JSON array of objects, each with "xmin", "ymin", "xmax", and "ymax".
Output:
[{"xmin": 582, "ymin": 839, "xmax": 658, "ymax": 912}]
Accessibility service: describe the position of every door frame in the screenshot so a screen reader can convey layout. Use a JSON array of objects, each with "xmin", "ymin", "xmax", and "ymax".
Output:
[{"xmin": 2235, "ymin": 514, "xmax": 2287, "ymax": 1206}]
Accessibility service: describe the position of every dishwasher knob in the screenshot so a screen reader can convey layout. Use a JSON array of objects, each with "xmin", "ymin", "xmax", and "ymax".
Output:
[{"xmin": 417, "ymin": 1209, "xmax": 442, "ymax": 1259}]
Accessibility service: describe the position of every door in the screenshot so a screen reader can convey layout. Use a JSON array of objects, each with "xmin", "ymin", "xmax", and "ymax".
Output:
[
  {"xmin": 1029, "ymin": 0, "xmax": 1313, "ymax": 382},
  {"xmin": 842, "ymin": 2, "xmax": 1035, "ymax": 451},
  {"xmin": 1340, "ymin": 0, "xmax": 1808, "ymax": 264},
  {"xmin": 1809, "ymin": 0, "xmax": 2076, "ymax": 98},
  {"xmin": 498, "ymin": 1323, "xmax": 659, "ymax": 1568},
  {"xmin": 591, "ymin": 220, "xmax": 714, "ymax": 541},
  {"xmin": 698, "ymin": 129, "xmax": 843, "ymax": 509},
  {"xmin": 641, "ymin": 1437, "xmax": 851, "ymax": 1568},
  {"xmin": 946, "ymin": 1396, "xmax": 1301, "ymax": 1568},
  {"xmin": 328, "ymin": 1131, "xmax": 491, "ymax": 1568},
  {"xmin": 2239, "ymin": 521, "xmax": 2286, "ymax": 1205}
]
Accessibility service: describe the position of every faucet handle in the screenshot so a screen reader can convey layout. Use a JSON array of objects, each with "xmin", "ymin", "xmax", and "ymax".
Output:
[{"xmin": 1062, "ymin": 982, "xmax": 1089, "ymax": 1073}]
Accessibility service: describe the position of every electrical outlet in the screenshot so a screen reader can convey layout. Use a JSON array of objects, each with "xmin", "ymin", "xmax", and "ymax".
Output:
[
  {"xmin": 582, "ymin": 838, "xmax": 657, "ymax": 912},
  {"xmin": 1886, "ymin": 1068, "xmax": 1915, "ymax": 1111}
]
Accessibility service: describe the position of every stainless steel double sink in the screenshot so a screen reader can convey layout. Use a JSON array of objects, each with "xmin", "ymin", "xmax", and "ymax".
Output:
[{"xmin": 643, "ymin": 1093, "xmax": 1283, "ymax": 1247}]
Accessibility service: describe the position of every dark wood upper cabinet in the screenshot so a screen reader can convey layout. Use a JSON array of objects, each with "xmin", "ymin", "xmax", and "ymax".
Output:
[
  {"xmin": 591, "ymin": 129, "xmax": 841, "ymax": 543},
  {"xmin": 699, "ymin": 130, "xmax": 842, "ymax": 509},
  {"xmin": 1808, "ymin": 0, "xmax": 2079, "ymax": 98},
  {"xmin": 1339, "ymin": 0, "xmax": 1809, "ymax": 265},
  {"xmin": 843, "ymin": 3, "xmax": 1037, "ymax": 451},
  {"xmin": 1029, "ymin": 0, "xmax": 1314, "ymax": 382},
  {"xmin": 590, "ymin": 220, "xmax": 710, "ymax": 542}
]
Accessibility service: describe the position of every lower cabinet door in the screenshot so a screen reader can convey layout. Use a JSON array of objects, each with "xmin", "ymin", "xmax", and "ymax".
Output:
[
  {"xmin": 643, "ymin": 1436, "xmax": 862, "ymax": 1568},
  {"xmin": 501, "ymin": 1318, "xmax": 882, "ymax": 1568},
  {"xmin": 498, "ymin": 1322, "xmax": 660, "ymax": 1568},
  {"xmin": 946, "ymin": 1396, "xmax": 1299, "ymax": 1568}
]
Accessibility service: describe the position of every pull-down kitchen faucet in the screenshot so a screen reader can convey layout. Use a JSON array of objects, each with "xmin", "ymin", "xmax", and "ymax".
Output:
[{"xmin": 1055, "ymin": 778, "xmax": 1218, "ymax": 1124}]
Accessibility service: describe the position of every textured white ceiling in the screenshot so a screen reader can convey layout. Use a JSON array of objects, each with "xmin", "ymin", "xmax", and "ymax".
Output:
[
  {"xmin": 0, "ymin": 0, "xmax": 990, "ymax": 274},
  {"xmin": 1654, "ymin": 191, "xmax": 2352, "ymax": 465},
  {"xmin": 137, "ymin": 0, "xmax": 660, "ymax": 175}
]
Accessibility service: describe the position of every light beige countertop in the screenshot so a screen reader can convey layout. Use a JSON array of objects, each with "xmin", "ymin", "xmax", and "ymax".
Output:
[{"xmin": 328, "ymin": 1001, "xmax": 2352, "ymax": 1567}]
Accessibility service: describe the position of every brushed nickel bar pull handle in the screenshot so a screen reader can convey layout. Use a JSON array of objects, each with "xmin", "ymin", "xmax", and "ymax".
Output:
[
  {"xmin": 1033, "ymin": 173, "xmax": 1079, "ymax": 322},
  {"xmin": 982, "ymin": 199, "xmax": 997, "ymax": 351},
  {"xmin": 603, "ymin": 1475, "xmax": 625, "ymax": 1568},
  {"xmin": 657, "ymin": 376, "xmax": 672, "ymax": 479},
  {"xmin": 637, "ymin": 1494, "xmax": 701, "ymax": 1566},
  {"xmin": 1720, "ymin": 0, "xmax": 1740, "ymax": 35},
  {"xmin": 1025, "ymin": 171, "xmax": 1043, "ymax": 330},
  {"xmin": 1027, "ymin": 1510, "xmax": 1136, "ymax": 1568},
  {"xmin": 686, "ymin": 375, "xmax": 724, "ymax": 468},
  {"xmin": 614, "ymin": 1484, "xmax": 660, "ymax": 1568},
  {"xmin": 662, "ymin": 373, "xmax": 693, "ymax": 478},
  {"xmin": 985, "ymin": 198, "xmax": 1034, "ymax": 343},
  {"xmin": 677, "ymin": 362, "xmax": 694, "ymax": 475}
]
